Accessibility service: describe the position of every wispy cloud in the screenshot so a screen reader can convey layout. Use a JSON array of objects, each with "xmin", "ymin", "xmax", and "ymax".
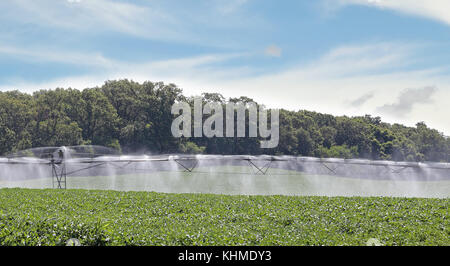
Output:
[
  {"xmin": 0, "ymin": 44, "xmax": 248, "ymax": 91},
  {"xmin": 0, "ymin": 0, "xmax": 184, "ymax": 41},
  {"xmin": 0, "ymin": 44, "xmax": 114, "ymax": 68},
  {"xmin": 289, "ymin": 42, "xmax": 415, "ymax": 79},
  {"xmin": 376, "ymin": 86, "xmax": 437, "ymax": 117},
  {"xmin": 0, "ymin": 0, "xmax": 260, "ymax": 46},
  {"xmin": 335, "ymin": 0, "xmax": 450, "ymax": 26}
]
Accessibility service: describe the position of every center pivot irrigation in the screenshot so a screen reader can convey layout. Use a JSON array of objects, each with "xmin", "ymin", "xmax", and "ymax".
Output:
[{"xmin": 0, "ymin": 145, "xmax": 449, "ymax": 189}]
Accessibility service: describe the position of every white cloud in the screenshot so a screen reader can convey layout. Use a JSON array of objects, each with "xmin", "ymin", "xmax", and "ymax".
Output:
[{"xmin": 336, "ymin": 0, "xmax": 450, "ymax": 25}]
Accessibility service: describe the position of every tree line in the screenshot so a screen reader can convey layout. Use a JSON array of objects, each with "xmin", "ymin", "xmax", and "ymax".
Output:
[{"xmin": 0, "ymin": 79, "xmax": 449, "ymax": 162}]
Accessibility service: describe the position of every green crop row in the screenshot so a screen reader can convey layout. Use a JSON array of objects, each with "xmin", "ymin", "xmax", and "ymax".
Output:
[{"xmin": 0, "ymin": 188, "xmax": 448, "ymax": 246}]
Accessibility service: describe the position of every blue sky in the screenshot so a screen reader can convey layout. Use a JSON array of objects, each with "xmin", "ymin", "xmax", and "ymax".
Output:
[{"xmin": 1, "ymin": 0, "xmax": 450, "ymax": 135}]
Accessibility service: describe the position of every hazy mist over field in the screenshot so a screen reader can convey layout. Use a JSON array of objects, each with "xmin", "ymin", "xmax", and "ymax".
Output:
[{"xmin": 2, "ymin": 155, "xmax": 448, "ymax": 198}]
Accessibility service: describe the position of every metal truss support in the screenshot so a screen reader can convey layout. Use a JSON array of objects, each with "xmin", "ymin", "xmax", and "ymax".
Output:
[
  {"xmin": 247, "ymin": 159, "xmax": 273, "ymax": 175},
  {"xmin": 51, "ymin": 161, "xmax": 66, "ymax": 189},
  {"xmin": 174, "ymin": 159, "xmax": 198, "ymax": 172},
  {"xmin": 321, "ymin": 163, "xmax": 339, "ymax": 175}
]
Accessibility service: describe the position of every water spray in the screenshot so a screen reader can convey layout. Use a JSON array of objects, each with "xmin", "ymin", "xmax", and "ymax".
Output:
[{"xmin": 0, "ymin": 145, "xmax": 449, "ymax": 197}]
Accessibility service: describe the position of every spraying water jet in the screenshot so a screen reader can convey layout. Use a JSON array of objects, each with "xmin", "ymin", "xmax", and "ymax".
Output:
[{"xmin": 0, "ymin": 146, "xmax": 449, "ymax": 197}]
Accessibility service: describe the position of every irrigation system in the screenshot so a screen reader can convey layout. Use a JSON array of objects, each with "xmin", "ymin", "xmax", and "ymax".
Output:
[{"xmin": 0, "ymin": 145, "xmax": 449, "ymax": 190}]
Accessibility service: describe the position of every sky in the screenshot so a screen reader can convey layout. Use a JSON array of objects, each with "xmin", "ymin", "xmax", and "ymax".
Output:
[{"xmin": 1, "ymin": 0, "xmax": 450, "ymax": 135}]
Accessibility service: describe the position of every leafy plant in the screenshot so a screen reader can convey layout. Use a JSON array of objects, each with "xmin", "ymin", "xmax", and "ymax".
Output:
[{"xmin": 0, "ymin": 188, "xmax": 448, "ymax": 246}]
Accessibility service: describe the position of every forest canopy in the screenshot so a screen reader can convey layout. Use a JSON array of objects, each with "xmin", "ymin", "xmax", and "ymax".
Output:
[{"xmin": 0, "ymin": 79, "xmax": 449, "ymax": 162}]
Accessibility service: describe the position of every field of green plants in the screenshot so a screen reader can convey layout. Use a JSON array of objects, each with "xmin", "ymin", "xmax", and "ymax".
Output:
[{"xmin": 0, "ymin": 188, "xmax": 448, "ymax": 246}]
